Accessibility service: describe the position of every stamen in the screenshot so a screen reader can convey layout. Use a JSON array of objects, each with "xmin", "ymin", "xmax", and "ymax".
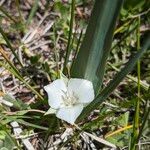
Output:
[{"xmin": 61, "ymin": 91, "xmax": 78, "ymax": 107}]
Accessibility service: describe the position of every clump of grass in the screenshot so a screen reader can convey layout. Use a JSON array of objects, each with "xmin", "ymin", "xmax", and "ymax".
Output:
[{"xmin": 0, "ymin": 0, "xmax": 149, "ymax": 149}]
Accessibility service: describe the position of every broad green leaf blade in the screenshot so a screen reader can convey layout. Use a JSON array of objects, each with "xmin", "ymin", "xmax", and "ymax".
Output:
[
  {"xmin": 77, "ymin": 35, "xmax": 150, "ymax": 122},
  {"xmin": 71, "ymin": 0, "xmax": 123, "ymax": 94}
]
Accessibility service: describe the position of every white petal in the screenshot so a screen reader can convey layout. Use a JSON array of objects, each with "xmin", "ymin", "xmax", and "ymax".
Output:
[
  {"xmin": 60, "ymin": 73, "xmax": 69, "ymax": 85},
  {"xmin": 44, "ymin": 79, "xmax": 67, "ymax": 109},
  {"xmin": 49, "ymin": 79, "xmax": 67, "ymax": 92},
  {"xmin": 68, "ymin": 78, "xmax": 94, "ymax": 104},
  {"xmin": 56, "ymin": 104, "xmax": 83, "ymax": 124}
]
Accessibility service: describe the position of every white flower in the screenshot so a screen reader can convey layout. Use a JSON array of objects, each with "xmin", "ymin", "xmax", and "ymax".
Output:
[{"xmin": 44, "ymin": 78, "xmax": 94, "ymax": 124}]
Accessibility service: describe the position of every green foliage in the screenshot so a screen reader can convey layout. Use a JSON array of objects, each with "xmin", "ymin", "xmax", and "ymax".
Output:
[
  {"xmin": 77, "ymin": 36, "xmax": 150, "ymax": 122},
  {"xmin": 71, "ymin": 0, "xmax": 124, "ymax": 94},
  {"xmin": 3, "ymin": 94, "xmax": 29, "ymax": 110},
  {"xmin": 1, "ymin": 135, "xmax": 16, "ymax": 150},
  {"xmin": 30, "ymin": 54, "xmax": 41, "ymax": 64},
  {"xmin": 54, "ymin": 1, "xmax": 70, "ymax": 18},
  {"xmin": 0, "ymin": 124, "xmax": 21, "ymax": 150},
  {"xmin": 26, "ymin": 0, "xmax": 39, "ymax": 26},
  {"xmin": 105, "ymin": 112, "xmax": 131, "ymax": 147},
  {"xmin": 0, "ymin": 0, "xmax": 149, "ymax": 149}
]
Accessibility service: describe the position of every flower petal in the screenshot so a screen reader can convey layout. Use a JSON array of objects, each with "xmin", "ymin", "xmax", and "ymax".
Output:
[
  {"xmin": 44, "ymin": 79, "xmax": 67, "ymax": 109},
  {"xmin": 68, "ymin": 78, "xmax": 94, "ymax": 104},
  {"xmin": 56, "ymin": 104, "xmax": 83, "ymax": 124},
  {"xmin": 49, "ymin": 79, "xmax": 67, "ymax": 92}
]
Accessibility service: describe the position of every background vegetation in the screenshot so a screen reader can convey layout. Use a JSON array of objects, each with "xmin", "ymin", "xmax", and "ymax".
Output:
[{"xmin": 0, "ymin": 0, "xmax": 149, "ymax": 149}]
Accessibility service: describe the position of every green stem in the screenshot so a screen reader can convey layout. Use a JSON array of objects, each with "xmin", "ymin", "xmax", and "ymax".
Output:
[
  {"xmin": 138, "ymin": 91, "xmax": 150, "ymax": 141},
  {"xmin": 0, "ymin": 60, "xmax": 44, "ymax": 101},
  {"xmin": 26, "ymin": 0, "xmax": 39, "ymax": 26},
  {"xmin": 71, "ymin": 30, "xmax": 83, "ymax": 70},
  {"xmin": 15, "ymin": 0, "xmax": 25, "ymax": 32},
  {"xmin": 16, "ymin": 0, "xmax": 24, "ymax": 22},
  {"xmin": 0, "ymin": 123, "xmax": 22, "ymax": 150},
  {"xmin": 63, "ymin": 0, "xmax": 76, "ymax": 73},
  {"xmin": 53, "ymin": 23, "xmax": 60, "ymax": 78},
  {"xmin": 107, "ymin": 62, "xmax": 149, "ymax": 90},
  {"xmin": 130, "ymin": 16, "xmax": 141, "ymax": 150},
  {"xmin": 0, "ymin": 26, "xmax": 23, "ymax": 67},
  {"xmin": 0, "ymin": 6, "xmax": 17, "ymax": 23}
]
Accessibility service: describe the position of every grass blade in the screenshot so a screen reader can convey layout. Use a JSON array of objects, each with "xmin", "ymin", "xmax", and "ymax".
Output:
[
  {"xmin": 107, "ymin": 62, "xmax": 149, "ymax": 90},
  {"xmin": 16, "ymin": 119, "xmax": 48, "ymax": 130},
  {"xmin": 26, "ymin": 0, "xmax": 39, "ymax": 26},
  {"xmin": 0, "ymin": 6, "xmax": 17, "ymax": 23},
  {"xmin": 130, "ymin": 17, "xmax": 141, "ymax": 150},
  {"xmin": 64, "ymin": 0, "xmax": 76, "ymax": 72},
  {"xmin": 138, "ymin": 89, "xmax": 150, "ymax": 140},
  {"xmin": 0, "ymin": 46, "xmax": 21, "ymax": 76},
  {"xmin": 0, "ymin": 47, "xmax": 44, "ymax": 101},
  {"xmin": 71, "ymin": 30, "xmax": 83, "ymax": 68},
  {"xmin": 15, "ymin": 0, "xmax": 25, "ymax": 32},
  {"xmin": 71, "ymin": 0, "xmax": 123, "ymax": 94},
  {"xmin": 0, "ymin": 123, "xmax": 22, "ymax": 150},
  {"xmin": 0, "ymin": 26, "xmax": 23, "ymax": 67},
  {"xmin": 77, "ymin": 35, "xmax": 150, "ymax": 122}
]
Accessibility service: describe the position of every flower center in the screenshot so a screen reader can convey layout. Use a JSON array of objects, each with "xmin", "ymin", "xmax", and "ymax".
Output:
[{"xmin": 61, "ymin": 91, "xmax": 78, "ymax": 107}]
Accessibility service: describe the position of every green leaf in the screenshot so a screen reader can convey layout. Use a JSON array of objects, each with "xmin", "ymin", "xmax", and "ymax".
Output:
[
  {"xmin": 54, "ymin": 2, "xmax": 69, "ymax": 18},
  {"xmin": 71, "ymin": 0, "xmax": 123, "ymax": 94},
  {"xmin": 0, "ymin": 131, "xmax": 6, "ymax": 140},
  {"xmin": 0, "ymin": 147, "xmax": 9, "ymax": 150},
  {"xmin": 0, "ymin": 61, "xmax": 44, "ymax": 101},
  {"xmin": 0, "ymin": 26, "xmax": 23, "ymax": 67},
  {"xmin": 30, "ymin": 54, "xmax": 41, "ymax": 64},
  {"xmin": 16, "ymin": 119, "xmax": 48, "ymax": 131},
  {"xmin": 26, "ymin": 0, "xmax": 39, "ymax": 25},
  {"xmin": 64, "ymin": 0, "xmax": 76, "ymax": 71},
  {"xmin": 77, "ymin": 35, "xmax": 150, "ymax": 122},
  {"xmin": 0, "ymin": 124, "xmax": 21, "ymax": 150},
  {"xmin": 114, "ymin": 112, "xmax": 129, "ymax": 127},
  {"xmin": 3, "ymin": 135, "xmax": 15, "ymax": 150},
  {"xmin": 44, "ymin": 117, "xmax": 59, "ymax": 142},
  {"xmin": 0, "ymin": 6, "xmax": 17, "ymax": 23},
  {"xmin": 3, "ymin": 94, "xmax": 29, "ymax": 110}
]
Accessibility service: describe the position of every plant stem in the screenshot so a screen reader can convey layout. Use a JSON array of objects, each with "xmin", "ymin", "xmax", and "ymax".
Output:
[
  {"xmin": 26, "ymin": 0, "xmax": 39, "ymax": 26},
  {"xmin": 107, "ymin": 62, "xmax": 149, "ymax": 90},
  {"xmin": 0, "ymin": 123, "xmax": 22, "ymax": 150},
  {"xmin": 15, "ymin": 0, "xmax": 25, "ymax": 32},
  {"xmin": 0, "ymin": 6, "xmax": 17, "ymax": 23},
  {"xmin": 63, "ymin": 0, "xmax": 75, "ymax": 73},
  {"xmin": 53, "ymin": 23, "xmax": 60, "ymax": 78},
  {"xmin": 71, "ymin": 29, "xmax": 83, "ymax": 70},
  {"xmin": 0, "ymin": 26, "xmax": 23, "ymax": 67},
  {"xmin": 138, "ymin": 91, "xmax": 150, "ymax": 141},
  {"xmin": 130, "ymin": 16, "xmax": 141, "ymax": 150}
]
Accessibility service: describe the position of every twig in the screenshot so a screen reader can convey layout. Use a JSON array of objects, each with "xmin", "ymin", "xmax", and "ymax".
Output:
[
  {"xmin": 10, "ymin": 121, "xmax": 35, "ymax": 150},
  {"xmin": 130, "ymin": 8, "xmax": 150, "ymax": 18},
  {"xmin": 0, "ymin": 0, "xmax": 5, "ymax": 6},
  {"xmin": 74, "ymin": 124, "xmax": 117, "ymax": 149}
]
